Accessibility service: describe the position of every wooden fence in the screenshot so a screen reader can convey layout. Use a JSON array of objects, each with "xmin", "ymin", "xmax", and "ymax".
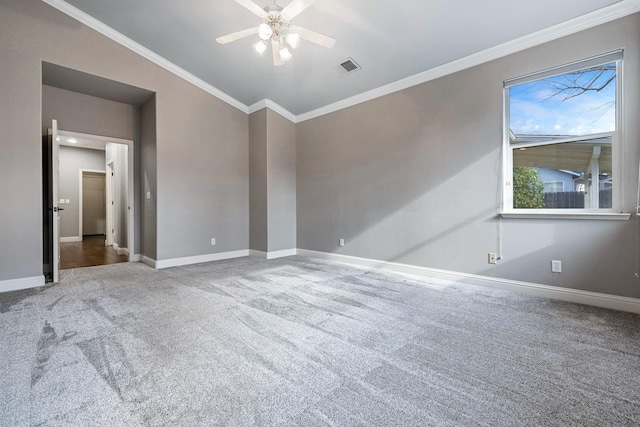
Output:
[{"xmin": 543, "ymin": 189, "xmax": 612, "ymax": 209}]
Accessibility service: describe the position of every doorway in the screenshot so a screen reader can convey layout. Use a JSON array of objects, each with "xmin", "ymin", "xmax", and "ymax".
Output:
[
  {"xmin": 59, "ymin": 170, "xmax": 127, "ymax": 269},
  {"xmin": 59, "ymin": 237, "xmax": 128, "ymax": 269},
  {"xmin": 45, "ymin": 125, "xmax": 135, "ymax": 280}
]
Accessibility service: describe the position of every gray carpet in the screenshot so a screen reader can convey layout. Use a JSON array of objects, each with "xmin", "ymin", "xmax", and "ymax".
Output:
[{"xmin": 1, "ymin": 256, "xmax": 639, "ymax": 426}]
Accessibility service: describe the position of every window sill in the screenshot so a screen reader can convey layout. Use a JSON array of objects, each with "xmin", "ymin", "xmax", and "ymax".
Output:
[{"xmin": 500, "ymin": 211, "xmax": 631, "ymax": 220}]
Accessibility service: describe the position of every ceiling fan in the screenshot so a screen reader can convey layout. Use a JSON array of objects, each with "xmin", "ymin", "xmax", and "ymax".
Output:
[{"xmin": 216, "ymin": 0, "xmax": 336, "ymax": 66}]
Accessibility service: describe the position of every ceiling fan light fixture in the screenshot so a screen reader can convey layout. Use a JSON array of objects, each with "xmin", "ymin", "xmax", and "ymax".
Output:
[
  {"xmin": 217, "ymin": 0, "xmax": 336, "ymax": 67},
  {"xmin": 279, "ymin": 45, "xmax": 292, "ymax": 62},
  {"xmin": 258, "ymin": 22, "xmax": 273, "ymax": 40},
  {"xmin": 254, "ymin": 40, "xmax": 268, "ymax": 55},
  {"xmin": 285, "ymin": 32, "xmax": 300, "ymax": 49}
]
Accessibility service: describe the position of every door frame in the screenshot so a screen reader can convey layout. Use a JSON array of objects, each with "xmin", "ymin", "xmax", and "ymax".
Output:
[
  {"xmin": 58, "ymin": 129, "xmax": 135, "ymax": 262},
  {"xmin": 79, "ymin": 169, "xmax": 107, "ymax": 240},
  {"xmin": 49, "ymin": 120, "xmax": 60, "ymax": 283},
  {"xmin": 105, "ymin": 162, "xmax": 115, "ymax": 246}
]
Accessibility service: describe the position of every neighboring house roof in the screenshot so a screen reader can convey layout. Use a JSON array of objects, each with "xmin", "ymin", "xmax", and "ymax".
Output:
[{"xmin": 510, "ymin": 132, "xmax": 612, "ymax": 174}]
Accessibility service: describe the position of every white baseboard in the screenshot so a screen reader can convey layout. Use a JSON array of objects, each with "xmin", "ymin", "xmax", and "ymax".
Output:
[
  {"xmin": 267, "ymin": 249, "xmax": 297, "ymax": 259},
  {"xmin": 141, "ymin": 255, "xmax": 156, "ymax": 268},
  {"xmin": 131, "ymin": 254, "xmax": 141, "ymax": 262},
  {"xmin": 152, "ymin": 250, "xmax": 251, "ymax": 269},
  {"xmin": 0, "ymin": 275, "xmax": 45, "ymax": 293},
  {"xmin": 297, "ymin": 249, "xmax": 640, "ymax": 315},
  {"xmin": 249, "ymin": 249, "xmax": 297, "ymax": 259},
  {"xmin": 60, "ymin": 236, "xmax": 81, "ymax": 243},
  {"xmin": 249, "ymin": 250, "xmax": 267, "ymax": 258}
]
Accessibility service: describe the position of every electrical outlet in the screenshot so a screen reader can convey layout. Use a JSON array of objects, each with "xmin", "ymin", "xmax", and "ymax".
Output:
[
  {"xmin": 551, "ymin": 260, "xmax": 562, "ymax": 273},
  {"xmin": 339, "ymin": 238, "xmax": 345, "ymax": 247},
  {"xmin": 488, "ymin": 253, "xmax": 497, "ymax": 264},
  {"xmin": 211, "ymin": 238, "xmax": 216, "ymax": 245}
]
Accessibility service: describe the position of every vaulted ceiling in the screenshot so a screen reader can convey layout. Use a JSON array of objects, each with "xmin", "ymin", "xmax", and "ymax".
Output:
[{"xmin": 46, "ymin": 0, "xmax": 634, "ymax": 117}]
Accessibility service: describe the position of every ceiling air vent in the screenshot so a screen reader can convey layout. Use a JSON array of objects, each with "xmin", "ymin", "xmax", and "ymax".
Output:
[{"xmin": 334, "ymin": 58, "xmax": 361, "ymax": 77}]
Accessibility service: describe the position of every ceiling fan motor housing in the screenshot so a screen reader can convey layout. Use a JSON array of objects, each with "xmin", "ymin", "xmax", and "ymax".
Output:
[
  {"xmin": 263, "ymin": 6, "xmax": 291, "ymax": 39},
  {"xmin": 216, "ymin": 0, "xmax": 336, "ymax": 66}
]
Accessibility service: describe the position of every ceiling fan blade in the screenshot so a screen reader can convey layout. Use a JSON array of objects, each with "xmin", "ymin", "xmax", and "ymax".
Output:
[
  {"xmin": 272, "ymin": 40, "xmax": 284, "ymax": 66},
  {"xmin": 234, "ymin": 0, "xmax": 268, "ymax": 18},
  {"xmin": 281, "ymin": 0, "xmax": 317, "ymax": 20},
  {"xmin": 216, "ymin": 27, "xmax": 258, "ymax": 44},
  {"xmin": 289, "ymin": 25, "xmax": 335, "ymax": 48}
]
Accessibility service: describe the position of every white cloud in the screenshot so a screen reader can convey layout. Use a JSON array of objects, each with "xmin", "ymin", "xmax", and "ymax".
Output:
[{"xmin": 510, "ymin": 86, "xmax": 615, "ymax": 136}]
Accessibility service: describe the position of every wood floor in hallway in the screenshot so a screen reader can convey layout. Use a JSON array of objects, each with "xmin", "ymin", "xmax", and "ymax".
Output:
[{"xmin": 60, "ymin": 235, "xmax": 128, "ymax": 269}]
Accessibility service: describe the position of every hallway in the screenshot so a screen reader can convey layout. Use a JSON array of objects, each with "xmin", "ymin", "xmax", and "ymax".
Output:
[{"xmin": 60, "ymin": 235, "xmax": 128, "ymax": 269}]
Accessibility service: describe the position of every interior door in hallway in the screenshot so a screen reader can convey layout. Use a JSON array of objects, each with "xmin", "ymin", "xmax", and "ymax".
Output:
[
  {"xmin": 82, "ymin": 172, "xmax": 106, "ymax": 236},
  {"xmin": 48, "ymin": 119, "xmax": 61, "ymax": 283}
]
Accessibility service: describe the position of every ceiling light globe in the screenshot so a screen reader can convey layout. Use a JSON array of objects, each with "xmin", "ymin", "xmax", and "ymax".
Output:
[
  {"xmin": 279, "ymin": 46, "xmax": 292, "ymax": 62},
  {"xmin": 285, "ymin": 33, "xmax": 300, "ymax": 49},
  {"xmin": 254, "ymin": 40, "xmax": 267, "ymax": 55},
  {"xmin": 258, "ymin": 23, "xmax": 273, "ymax": 40}
]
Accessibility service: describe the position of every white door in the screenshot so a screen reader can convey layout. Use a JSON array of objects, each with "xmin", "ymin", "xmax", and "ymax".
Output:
[
  {"xmin": 49, "ymin": 120, "xmax": 61, "ymax": 282},
  {"xmin": 106, "ymin": 162, "xmax": 115, "ymax": 246}
]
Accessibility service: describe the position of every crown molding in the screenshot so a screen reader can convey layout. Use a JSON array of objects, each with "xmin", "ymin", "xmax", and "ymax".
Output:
[
  {"xmin": 247, "ymin": 100, "xmax": 268, "ymax": 115},
  {"xmin": 42, "ymin": 0, "xmax": 639, "ymax": 124},
  {"xmin": 248, "ymin": 99, "xmax": 297, "ymax": 122},
  {"xmin": 41, "ymin": 0, "xmax": 249, "ymax": 114},
  {"xmin": 296, "ymin": 0, "xmax": 640, "ymax": 122}
]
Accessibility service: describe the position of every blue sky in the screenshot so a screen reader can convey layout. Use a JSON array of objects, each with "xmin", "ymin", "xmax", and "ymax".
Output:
[{"xmin": 509, "ymin": 63, "xmax": 616, "ymax": 137}]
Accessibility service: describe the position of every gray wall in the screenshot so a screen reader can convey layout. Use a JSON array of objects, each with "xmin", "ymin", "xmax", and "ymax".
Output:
[
  {"xmin": 248, "ymin": 109, "xmax": 296, "ymax": 253},
  {"xmin": 58, "ymin": 146, "xmax": 105, "ymax": 238},
  {"xmin": 140, "ymin": 96, "xmax": 157, "ymax": 259},
  {"xmin": 296, "ymin": 13, "xmax": 640, "ymax": 299},
  {"xmin": 266, "ymin": 109, "xmax": 296, "ymax": 252},
  {"xmin": 249, "ymin": 109, "xmax": 268, "ymax": 252},
  {"xmin": 155, "ymin": 78, "xmax": 248, "ymax": 260},
  {"xmin": 42, "ymin": 85, "xmax": 136, "ymax": 139},
  {"xmin": 0, "ymin": 0, "xmax": 248, "ymax": 281}
]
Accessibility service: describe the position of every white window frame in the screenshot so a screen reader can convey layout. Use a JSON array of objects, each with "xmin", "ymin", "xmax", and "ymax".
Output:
[{"xmin": 501, "ymin": 51, "xmax": 629, "ymax": 220}]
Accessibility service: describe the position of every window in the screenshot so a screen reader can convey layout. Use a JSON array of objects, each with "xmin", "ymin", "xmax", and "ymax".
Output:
[
  {"xmin": 543, "ymin": 181, "xmax": 564, "ymax": 193},
  {"xmin": 503, "ymin": 51, "xmax": 622, "ymax": 215}
]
